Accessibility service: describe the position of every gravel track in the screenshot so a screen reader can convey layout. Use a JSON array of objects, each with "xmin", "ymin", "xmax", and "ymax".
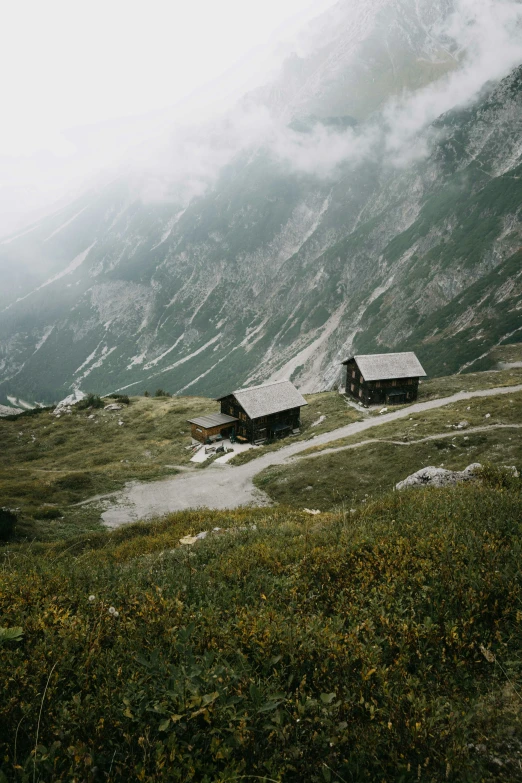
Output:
[{"xmin": 100, "ymin": 384, "xmax": 522, "ymax": 527}]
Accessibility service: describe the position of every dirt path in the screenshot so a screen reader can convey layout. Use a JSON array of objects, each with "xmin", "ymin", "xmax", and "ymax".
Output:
[
  {"xmin": 301, "ymin": 423, "xmax": 522, "ymax": 459},
  {"xmin": 100, "ymin": 384, "xmax": 522, "ymax": 528}
]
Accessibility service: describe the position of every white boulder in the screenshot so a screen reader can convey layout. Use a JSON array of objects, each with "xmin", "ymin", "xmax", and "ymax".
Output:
[{"xmin": 396, "ymin": 463, "xmax": 483, "ymax": 490}]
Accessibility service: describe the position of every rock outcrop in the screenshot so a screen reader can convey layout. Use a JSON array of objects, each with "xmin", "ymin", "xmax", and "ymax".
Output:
[{"xmin": 396, "ymin": 463, "xmax": 483, "ymax": 490}]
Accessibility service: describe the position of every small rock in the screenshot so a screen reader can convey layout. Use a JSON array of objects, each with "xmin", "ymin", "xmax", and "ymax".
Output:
[
  {"xmin": 485, "ymin": 413, "xmax": 491, "ymax": 419},
  {"xmin": 303, "ymin": 508, "xmax": 321, "ymax": 515},
  {"xmin": 379, "ymin": 408, "xmax": 388, "ymax": 414},
  {"xmin": 104, "ymin": 403, "xmax": 123, "ymax": 411},
  {"xmin": 179, "ymin": 536, "xmax": 198, "ymax": 546}
]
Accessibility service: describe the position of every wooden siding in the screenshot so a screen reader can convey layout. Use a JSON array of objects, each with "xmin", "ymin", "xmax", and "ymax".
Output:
[
  {"xmin": 190, "ymin": 421, "xmax": 237, "ymax": 444},
  {"xmin": 344, "ymin": 358, "xmax": 420, "ymax": 406},
  {"xmin": 219, "ymin": 396, "xmax": 302, "ymax": 443}
]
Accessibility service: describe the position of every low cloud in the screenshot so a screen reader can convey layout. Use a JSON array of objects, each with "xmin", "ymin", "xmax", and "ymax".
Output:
[
  {"xmin": 384, "ymin": 0, "xmax": 522, "ymax": 160},
  {"xmin": 135, "ymin": 0, "xmax": 522, "ymax": 206}
]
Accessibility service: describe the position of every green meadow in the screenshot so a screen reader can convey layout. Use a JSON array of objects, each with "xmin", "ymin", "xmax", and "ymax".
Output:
[{"xmin": 1, "ymin": 475, "xmax": 522, "ymax": 782}]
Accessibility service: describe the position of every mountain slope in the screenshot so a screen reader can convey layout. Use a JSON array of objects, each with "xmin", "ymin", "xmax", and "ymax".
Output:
[{"xmin": 0, "ymin": 1, "xmax": 521, "ymax": 405}]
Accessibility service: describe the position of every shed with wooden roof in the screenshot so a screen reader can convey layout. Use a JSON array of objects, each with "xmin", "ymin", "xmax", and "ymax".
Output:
[
  {"xmin": 342, "ymin": 352, "xmax": 427, "ymax": 406},
  {"xmin": 216, "ymin": 379, "xmax": 307, "ymax": 443},
  {"xmin": 186, "ymin": 412, "xmax": 239, "ymax": 444}
]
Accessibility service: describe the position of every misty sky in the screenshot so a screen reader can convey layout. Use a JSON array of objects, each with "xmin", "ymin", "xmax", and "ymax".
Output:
[
  {"xmin": 2, "ymin": 0, "xmax": 522, "ymax": 239},
  {"xmin": 0, "ymin": 0, "xmax": 335, "ymax": 235}
]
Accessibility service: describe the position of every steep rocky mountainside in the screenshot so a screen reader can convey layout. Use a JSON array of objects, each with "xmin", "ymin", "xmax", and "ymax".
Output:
[{"xmin": 0, "ymin": 0, "xmax": 521, "ymax": 406}]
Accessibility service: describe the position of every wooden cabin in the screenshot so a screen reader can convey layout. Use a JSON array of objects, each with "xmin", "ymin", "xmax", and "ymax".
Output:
[
  {"xmin": 187, "ymin": 412, "xmax": 239, "ymax": 444},
  {"xmin": 342, "ymin": 352, "xmax": 427, "ymax": 406},
  {"xmin": 216, "ymin": 379, "xmax": 307, "ymax": 444}
]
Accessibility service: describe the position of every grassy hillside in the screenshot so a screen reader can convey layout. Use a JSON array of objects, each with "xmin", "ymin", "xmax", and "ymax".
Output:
[
  {"xmin": 1, "ymin": 361, "xmax": 521, "ymax": 539},
  {"xmin": 256, "ymin": 390, "xmax": 522, "ymax": 511},
  {"xmin": 417, "ymin": 355, "xmax": 522, "ymax": 401},
  {"xmin": 0, "ymin": 395, "xmax": 215, "ymax": 540},
  {"xmin": 1, "ymin": 477, "xmax": 521, "ymax": 782},
  {"xmin": 0, "ymin": 391, "xmax": 359, "ymax": 541}
]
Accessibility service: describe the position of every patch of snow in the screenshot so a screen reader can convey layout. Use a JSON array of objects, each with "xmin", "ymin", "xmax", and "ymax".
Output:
[
  {"xmin": 6, "ymin": 395, "xmax": 33, "ymax": 410},
  {"xmin": 126, "ymin": 352, "xmax": 148, "ymax": 370},
  {"xmin": 0, "ymin": 404, "xmax": 23, "ymax": 417},
  {"xmin": 54, "ymin": 390, "xmax": 85, "ymax": 411},
  {"xmin": 144, "ymin": 332, "xmax": 186, "ymax": 369},
  {"xmin": 43, "ymin": 206, "xmax": 89, "ymax": 242},
  {"xmin": 76, "ymin": 346, "xmax": 117, "ymax": 382},
  {"xmin": 73, "ymin": 342, "xmax": 103, "ymax": 375},
  {"xmin": 175, "ymin": 344, "xmax": 239, "ymax": 394},
  {"xmin": 41, "ymin": 243, "xmax": 96, "ymax": 287},
  {"xmin": 160, "ymin": 335, "xmax": 221, "ymax": 374},
  {"xmin": 150, "ymin": 210, "xmax": 185, "ymax": 250},
  {"xmin": 267, "ymin": 303, "xmax": 345, "ymax": 390},
  {"xmin": 34, "ymin": 325, "xmax": 54, "ymax": 353},
  {"xmin": 2, "ymin": 242, "xmax": 96, "ymax": 312},
  {"xmin": 311, "ymin": 415, "xmax": 326, "ymax": 427}
]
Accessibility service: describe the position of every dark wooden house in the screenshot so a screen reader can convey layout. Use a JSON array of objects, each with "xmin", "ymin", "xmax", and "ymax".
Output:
[
  {"xmin": 342, "ymin": 352, "xmax": 426, "ymax": 406},
  {"xmin": 216, "ymin": 379, "xmax": 308, "ymax": 444},
  {"xmin": 187, "ymin": 412, "xmax": 239, "ymax": 444}
]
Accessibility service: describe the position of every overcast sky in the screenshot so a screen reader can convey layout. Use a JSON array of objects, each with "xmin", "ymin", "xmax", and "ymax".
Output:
[
  {"xmin": 2, "ymin": 0, "xmax": 521, "ymax": 238},
  {"xmin": 0, "ymin": 0, "xmax": 335, "ymax": 235}
]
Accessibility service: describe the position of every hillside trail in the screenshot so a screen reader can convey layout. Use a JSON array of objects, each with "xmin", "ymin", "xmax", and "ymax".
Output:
[{"xmin": 100, "ymin": 384, "xmax": 522, "ymax": 528}]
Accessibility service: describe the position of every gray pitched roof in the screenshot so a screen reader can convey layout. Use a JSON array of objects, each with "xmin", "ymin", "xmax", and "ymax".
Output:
[
  {"xmin": 187, "ymin": 412, "xmax": 238, "ymax": 429},
  {"xmin": 222, "ymin": 379, "xmax": 308, "ymax": 419},
  {"xmin": 344, "ymin": 352, "xmax": 427, "ymax": 381}
]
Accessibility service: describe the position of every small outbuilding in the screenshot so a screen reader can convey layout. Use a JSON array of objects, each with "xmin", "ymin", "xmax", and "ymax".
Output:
[
  {"xmin": 342, "ymin": 352, "xmax": 427, "ymax": 406},
  {"xmin": 187, "ymin": 412, "xmax": 239, "ymax": 444},
  {"xmin": 216, "ymin": 379, "xmax": 307, "ymax": 444}
]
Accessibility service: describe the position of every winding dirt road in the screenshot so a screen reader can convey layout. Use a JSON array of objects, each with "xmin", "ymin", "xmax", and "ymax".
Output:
[{"xmin": 99, "ymin": 384, "xmax": 522, "ymax": 528}]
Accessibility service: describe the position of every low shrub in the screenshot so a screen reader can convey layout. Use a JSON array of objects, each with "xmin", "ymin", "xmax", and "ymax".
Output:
[
  {"xmin": 3, "ymin": 406, "xmax": 53, "ymax": 421},
  {"xmin": 0, "ymin": 508, "xmax": 17, "ymax": 540},
  {"xmin": 478, "ymin": 462, "xmax": 521, "ymax": 490},
  {"xmin": 75, "ymin": 393, "xmax": 104, "ymax": 410},
  {"xmin": 34, "ymin": 507, "xmax": 63, "ymax": 520},
  {"xmin": 105, "ymin": 393, "xmax": 130, "ymax": 405},
  {"xmin": 1, "ymin": 487, "xmax": 522, "ymax": 781},
  {"xmin": 52, "ymin": 472, "xmax": 94, "ymax": 492},
  {"xmin": 155, "ymin": 388, "xmax": 172, "ymax": 397}
]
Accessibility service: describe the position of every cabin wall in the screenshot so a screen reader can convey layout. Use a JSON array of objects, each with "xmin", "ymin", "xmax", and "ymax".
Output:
[
  {"xmin": 220, "ymin": 396, "xmax": 251, "ymax": 440},
  {"xmin": 191, "ymin": 421, "xmax": 237, "ymax": 444},
  {"xmin": 345, "ymin": 361, "xmax": 420, "ymax": 405},
  {"xmin": 220, "ymin": 396, "xmax": 302, "ymax": 443},
  {"xmin": 255, "ymin": 407, "xmax": 301, "ymax": 442}
]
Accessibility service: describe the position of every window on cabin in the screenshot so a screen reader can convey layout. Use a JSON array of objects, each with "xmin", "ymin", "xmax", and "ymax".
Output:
[
  {"xmin": 239, "ymin": 412, "xmax": 246, "ymax": 421},
  {"xmin": 352, "ymin": 370, "xmax": 356, "ymax": 378},
  {"xmin": 360, "ymin": 376, "xmax": 364, "ymax": 384},
  {"xmin": 350, "ymin": 383, "xmax": 355, "ymax": 393},
  {"xmin": 359, "ymin": 389, "xmax": 363, "ymax": 398},
  {"xmin": 376, "ymin": 381, "xmax": 381, "ymax": 388}
]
